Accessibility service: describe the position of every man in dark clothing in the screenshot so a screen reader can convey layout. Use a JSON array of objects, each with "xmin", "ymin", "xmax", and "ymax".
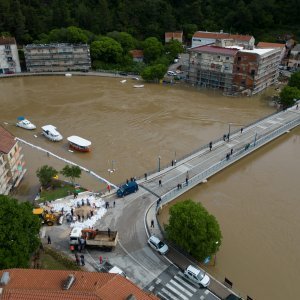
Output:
[
  {"xmin": 80, "ymin": 254, "xmax": 85, "ymax": 266},
  {"xmin": 47, "ymin": 236, "xmax": 51, "ymax": 244}
]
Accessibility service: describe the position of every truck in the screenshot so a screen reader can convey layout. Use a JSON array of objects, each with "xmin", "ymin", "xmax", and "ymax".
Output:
[
  {"xmin": 98, "ymin": 261, "xmax": 127, "ymax": 278},
  {"xmin": 33, "ymin": 208, "xmax": 63, "ymax": 226},
  {"xmin": 70, "ymin": 228, "xmax": 118, "ymax": 251}
]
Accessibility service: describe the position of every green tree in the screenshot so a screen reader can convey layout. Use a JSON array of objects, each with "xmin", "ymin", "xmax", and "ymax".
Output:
[
  {"xmin": 36, "ymin": 165, "xmax": 58, "ymax": 188},
  {"xmin": 165, "ymin": 40, "xmax": 184, "ymax": 60},
  {"xmin": 143, "ymin": 37, "xmax": 163, "ymax": 63},
  {"xmin": 60, "ymin": 165, "xmax": 81, "ymax": 185},
  {"xmin": 90, "ymin": 37, "xmax": 123, "ymax": 63},
  {"xmin": 141, "ymin": 64, "xmax": 167, "ymax": 81},
  {"xmin": 288, "ymin": 71, "xmax": 300, "ymax": 89},
  {"xmin": 165, "ymin": 199, "xmax": 222, "ymax": 261},
  {"xmin": 0, "ymin": 195, "xmax": 41, "ymax": 269},
  {"xmin": 279, "ymin": 86, "xmax": 300, "ymax": 108},
  {"xmin": 107, "ymin": 31, "xmax": 137, "ymax": 53}
]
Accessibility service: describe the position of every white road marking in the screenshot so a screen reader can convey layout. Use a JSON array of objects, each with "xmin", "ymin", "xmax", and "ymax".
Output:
[
  {"xmin": 148, "ymin": 286, "xmax": 154, "ymax": 291},
  {"xmin": 158, "ymin": 292, "xmax": 170, "ymax": 300},
  {"xmin": 161, "ymin": 288, "xmax": 181, "ymax": 300},
  {"xmin": 156, "ymin": 278, "xmax": 162, "ymax": 284},
  {"xmin": 169, "ymin": 279, "xmax": 193, "ymax": 296},
  {"xmin": 166, "ymin": 283, "xmax": 189, "ymax": 300},
  {"xmin": 174, "ymin": 275, "xmax": 197, "ymax": 292},
  {"xmin": 257, "ymin": 125, "xmax": 267, "ymax": 129},
  {"xmin": 204, "ymin": 290, "xmax": 210, "ymax": 294},
  {"xmin": 200, "ymin": 296, "xmax": 205, "ymax": 300}
]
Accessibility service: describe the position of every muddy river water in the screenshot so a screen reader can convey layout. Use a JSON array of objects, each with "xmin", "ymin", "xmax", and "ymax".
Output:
[{"xmin": 1, "ymin": 76, "xmax": 299, "ymax": 299}]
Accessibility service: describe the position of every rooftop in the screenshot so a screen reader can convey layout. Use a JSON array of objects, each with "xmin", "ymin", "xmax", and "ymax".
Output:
[
  {"xmin": 0, "ymin": 36, "xmax": 16, "ymax": 45},
  {"xmin": 193, "ymin": 31, "xmax": 253, "ymax": 42},
  {"xmin": 0, "ymin": 269, "xmax": 158, "ymax": 300},
  {"xmin": 191, "ymin": 45, "xmax": 240, "ymax": 56},
  {"xmin": 0, "ymin": 126, "xmax": 16, "ymax": 154},
  {"xmin": 165, "ymin": 32, "xmax": 183, "ymax": 39},
  {"xmin": 257, "ymin": 42, "xmax": 286, "ymax": 49},
  {"xmin": 129, "ymin": 50, "xmax": 144, "ymax": 58},
  {"xmin": 239, "ymin": 48, "xmax": 278, "ymax": 55}
]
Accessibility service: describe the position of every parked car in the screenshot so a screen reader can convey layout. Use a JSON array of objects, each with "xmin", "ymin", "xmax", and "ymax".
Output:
[
  {"xmin": 183, "ymin": 265, "xmax": 210, "ymax": 288},
  {"xmin": 119, "ymin": 72, "xmax": 128, "ymax": 76},
  {"xmin": 147, "ymin": 235, "xmax": 169, "ymax": 255},
  {"xmin": 167, "ymin": 71, "xmax": 177, "ymax": 76}
]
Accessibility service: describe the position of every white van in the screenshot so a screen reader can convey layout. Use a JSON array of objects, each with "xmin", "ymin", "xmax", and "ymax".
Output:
[
  {"xmin": 184, "ymin": 265, "xmax": 210, "ymax": 288},
  {"xmin": 109, "ymin": 266, "xmax": 127, "ymax": 278},
  {"xmin": 69, "ymin": 227, "xmax": 82, "ymax": 246}
]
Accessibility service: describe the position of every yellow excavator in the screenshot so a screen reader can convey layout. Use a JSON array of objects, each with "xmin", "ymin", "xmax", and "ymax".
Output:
[{"xmin": 33, "ymin": 208, "xmax": 63, "ymax": 226}]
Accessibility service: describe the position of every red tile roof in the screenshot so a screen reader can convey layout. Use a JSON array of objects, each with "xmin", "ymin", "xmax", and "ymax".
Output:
[
  {"xmin": 193, "ymin": 31, "xmax": 253, "ymax": 42},
  {"xmin": 257, "ymin": 42, "xmax": 285, "ymax": 49},
  {"xmin": 0, "ymin": 36, "xmax": 16, "ymax": 45},
  {"xmin": 0, "ymin": 269, "xmax": 159, "ymax": 300},
  {"xmin": 0, "ymin": 126, "xmax": 16, "ymax": 154},
  {"xmin": 129, "ymin": 50, "xmax": 144, "ymax": 58},
  {"xmin": 191, "ymin": 45, "xmax": 239, "ymax": 56},
  {"xmin": 165, "ymin": 32, "xmax": 183, "ymax": 39}
]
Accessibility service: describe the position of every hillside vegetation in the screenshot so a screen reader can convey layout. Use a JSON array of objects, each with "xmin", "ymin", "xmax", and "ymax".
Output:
[{"xmin": 1, "ymin": 0, "xmax": 299, "ymax": 44}]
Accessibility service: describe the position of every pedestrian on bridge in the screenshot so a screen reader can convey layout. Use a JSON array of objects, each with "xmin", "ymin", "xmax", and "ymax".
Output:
[
  {"xmin": 209, "ymin": 141, "xmax": 212, "ymax": 151},
  {"xmin": 186, "ymin": 177, "xmax": 189, "ymax": 186},
  {"xmin": 159, "ymin": 179, "xmax": 162, "ymax": 187},
  {"xmin": 171, "ymin": 160, "xmax": 174, "ymax": 166},
  {"xmin": 241, "ymin": 127, "xmax": 244, "ymax": 133},
  {"xmin": 144, "ymin": 173, "xmax": 147, "ymax": 180},
  {"xmin": 223, "ymin": 134, "xmax": 226, "ymax": 141},
  {"xmin": 227, "ymin": 133, "xmax": 230, "ymax": 141},
  {"xmin": 151, "ymin": 219, "xmax": 155, "ymax": 228},
  {"xmin": 231, "ymin": 148, "xmax": 233, "ymax": 155}
]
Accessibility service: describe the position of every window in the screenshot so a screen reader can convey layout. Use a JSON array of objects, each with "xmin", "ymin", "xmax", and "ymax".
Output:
[
  {"xmin": 237, "ymin": 57, "xmax": 241, "ymax": 61},
  {"xmin": 226, "ymin": 57, "xmax": 229, "ymax": 60}
]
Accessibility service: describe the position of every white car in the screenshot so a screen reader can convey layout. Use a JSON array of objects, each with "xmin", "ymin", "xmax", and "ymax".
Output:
[
  {"xmin": 184, "ymin": 265, "xmax": 210, "ymax": 288},
  {"xmin": 167, "ymin": 71, "xmax": 177, "ymax": 76},
  {"xmin": 148, "ymin": 235, "xmax": 169, "ymax": 255}
]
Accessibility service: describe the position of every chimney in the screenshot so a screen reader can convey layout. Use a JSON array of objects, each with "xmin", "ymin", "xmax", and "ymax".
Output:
[
  {"xmin": 126, "ymin": 294, "xmax": 136, "ymax": 300},
  {"xmin": 0, "ymin": 272, "xmax": 10, "ymax": 286},
  {"xmin": 63, "ymin": 274, "xmax": 76, "ymax": 290}
]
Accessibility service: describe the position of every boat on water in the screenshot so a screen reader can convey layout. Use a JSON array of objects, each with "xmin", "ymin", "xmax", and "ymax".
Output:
[
  {"xmin": 65, "ymin": 73, "xmax": 72, "ymax": 77},
  {"xmin": 67, "ymin": 135, "xmax": 91, "ymax": 152},
  {"xmin": 120, "ymin": 79, "xmax": 127, "ymax": 83},
  {"xmin": 16, "ymin": 117, "xmax": 36, "ymax": 130},
  {"xmin": 41, "ymin": 125, "xmax": 63, "ymax": 141},
  {"xmin": 133, "ymin": 84, "xmax": 144, "ymax": 88}
]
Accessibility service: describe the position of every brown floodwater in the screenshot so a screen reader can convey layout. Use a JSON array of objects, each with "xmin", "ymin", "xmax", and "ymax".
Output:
[{"xmin": 1, "ymin": 76, "xmax": 298, "ymax": 299}]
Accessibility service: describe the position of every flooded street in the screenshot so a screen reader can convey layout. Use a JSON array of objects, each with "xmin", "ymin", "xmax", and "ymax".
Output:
[{"xmin": 1, "ymin": 76, "xmax": 299, "ymax": 299}]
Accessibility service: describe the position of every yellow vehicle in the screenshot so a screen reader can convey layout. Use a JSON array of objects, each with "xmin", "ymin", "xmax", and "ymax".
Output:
[{"xmin": 33, "ymin": 208, "xmax": 62, "ymax": 226}]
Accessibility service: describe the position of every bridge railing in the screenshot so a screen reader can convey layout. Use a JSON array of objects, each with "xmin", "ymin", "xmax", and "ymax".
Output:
[{"xmin": 159, "ymin": 117, "xmax": 300, "ymax": 207}]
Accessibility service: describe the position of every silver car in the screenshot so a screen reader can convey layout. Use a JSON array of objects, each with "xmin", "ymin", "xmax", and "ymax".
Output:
[{"xmin": 148, "ymin": 235, "xmax": 169, "ymax": 255}]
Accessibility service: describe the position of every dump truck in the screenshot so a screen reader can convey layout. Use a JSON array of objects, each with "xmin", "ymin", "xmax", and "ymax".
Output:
[
  {"xmin": 70, "ymin": 228, "xmax": 118, "ymax": 250},
  {"xmin": 33, "ymin": 207, "xmax": 63, "ymax": 226}
]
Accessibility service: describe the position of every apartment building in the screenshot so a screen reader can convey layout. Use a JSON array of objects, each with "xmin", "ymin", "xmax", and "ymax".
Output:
[
  {"xmin": 24, "ymin": 43, "xmax": 91, "ymax": 72},
  {"xmin": 0, "ymin": 126, "xmax": 26, "ymax": 195},
  {"xmin": 192, "ymin": 31, "xmax": 255, "ymax": 49},
  {"xmin": 0, "ymin": 36, "xmax": 21, "ymax": 74},
  {"xmin": 257, "ymin": 42, "xmax": 286, "ymax": 63},
  {"xmin": 188, "ymin": 45, "xmax": 239, "ymax": 93},
  {"xmin": 233, "ymin": 48, "xmax": 281, "ymax": 95},
  {"xmin": 287, "ymin": 44, "xmax": 300, "ymax": 70}
]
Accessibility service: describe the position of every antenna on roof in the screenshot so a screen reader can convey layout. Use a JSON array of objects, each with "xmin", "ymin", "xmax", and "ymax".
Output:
[{"xmin": 63, "ymin": 274, "xmax": 76, "ymax": 290}]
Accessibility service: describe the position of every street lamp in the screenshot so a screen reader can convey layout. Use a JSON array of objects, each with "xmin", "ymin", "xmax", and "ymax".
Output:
[
  {"xmin": 214, "ymin": 241, "xmax": 219, "ymax": 266},
  {"xmin": 158, "ymin": 156, "xmax": 161, "ymax": 172}
]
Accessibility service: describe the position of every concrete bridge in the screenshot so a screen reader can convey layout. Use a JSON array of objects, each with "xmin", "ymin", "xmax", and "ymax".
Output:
[{"xmin": 137, "ymin": 103, "xmax": 300, "ymax": 210}]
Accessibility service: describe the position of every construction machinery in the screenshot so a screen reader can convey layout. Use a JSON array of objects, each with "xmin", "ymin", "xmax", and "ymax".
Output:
[{"xmin": 33, "ymin": 207, "xmax": 63, "ymax": 226}]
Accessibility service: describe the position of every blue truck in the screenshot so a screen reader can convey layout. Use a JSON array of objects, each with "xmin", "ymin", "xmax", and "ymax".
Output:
[{"xmin": 117, "ymin": 181, "xmax": 138, "ymax": 197}]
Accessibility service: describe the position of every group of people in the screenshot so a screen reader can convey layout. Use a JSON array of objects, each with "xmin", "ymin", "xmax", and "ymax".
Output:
[{"xmin": 75, "ymin": 253, "xmax": 85, "ymax": 266}]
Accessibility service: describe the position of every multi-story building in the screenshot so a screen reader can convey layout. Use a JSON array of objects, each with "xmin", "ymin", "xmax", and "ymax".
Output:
[
  {"xmin": 0, "ymin": 126, "xmax": 26, "ymax": 195},
  {"xmin": 0, "ymin": 36, "xmax": 21, "ymax": 74},
  {"xmin": 188, "ymin": 45, "xmax": 239, "ymax": 93},
  {"xmin": 188, "ymin": 45, "xmax": 281, "ymax": 95},
  {"xmin": 233, "ymin": 48, "xmax": 281, "ymax": 95},
  {"xmin": 192, "ymin": 31, "xmax": 255, "ymax": 49},
  {"xmin": 24, "ymin": 43, "xmax": 91, "ymax": 72}
]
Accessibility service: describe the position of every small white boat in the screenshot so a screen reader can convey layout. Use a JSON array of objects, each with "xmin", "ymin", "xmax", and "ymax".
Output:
[
  {"xmin": 65, "ymin": 73, "xmax": 72, "ymax": 77},
  {"xmin": 42, "ymin": 125, "xmax": 63, "ymax": 141},
  {"xmin": 120, "ymin": 79, "xmax": 127, "ymax": 83},
  {"xmin": 133, "ymin": 84, "xmax": 144, "ymax": 88},
  {"xmin": 67, "ymin": 135, "xmax": 91, "ymax": 152},
  {"xmin": 16, "ymin": 117, "xmax": 36, "ymax": 130},
  {"xmin": 132, "ymin": 77, "xmax": 139, "ymax": 81}
]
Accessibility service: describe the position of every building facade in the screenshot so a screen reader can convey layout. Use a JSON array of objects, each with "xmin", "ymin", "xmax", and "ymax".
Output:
[
  {"xmin": 188, "ymin": 45, "xmax": 239, "ymax": 93},
  {"xmin": 233, "ymin": 48, "xmax": 281, "ymax": 95},
  {"xmin": 257, "ymin": 42, "xmax": 286, "ymax": 63},
  {"xmin": 0, "ymin": 36, "xmax": 21, "ymax": 74},
  {"xmin": 287, "ymin": 44, "xmax": 300, "ymax": 70},
  {"xmin": 165, "ymin": 32, "xmax": 183, "ymax": 43},
  {"xmin": 24, "ymin": 43, "xmax": 91, "ymax": 72},
  {"xmin": 0, "ymin": 126, "xmax": 26, "ymax": 195},
  {"xmin": 188, "ymin": 45, "xmax": 281, "ymax": 95},
  {"xmin": 192, "ymin": 31, "xmax": 255, "ymax": 49}
]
